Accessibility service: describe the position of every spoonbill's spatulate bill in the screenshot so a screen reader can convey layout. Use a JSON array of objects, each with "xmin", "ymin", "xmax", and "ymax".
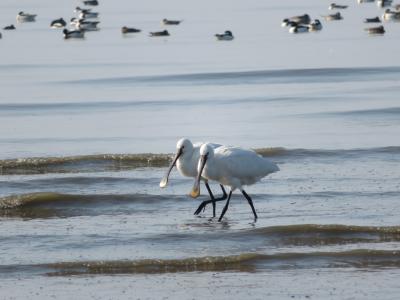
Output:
[
  {"xmin": 159, "ymin": 138, "xmax": 227, "ymax": 216},
  {"xmin": 191, "ymin": 143, "xmax": 280, "ymax": 221}
]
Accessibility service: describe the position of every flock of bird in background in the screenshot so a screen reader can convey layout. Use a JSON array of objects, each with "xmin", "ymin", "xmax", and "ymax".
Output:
[
  {"xmin": 160, "ymin": 139, "xmax": 279, "ymax": 222},
  {"xmin": 283, "ymin": 1, "xmax": 400, "ymax": 34},
  {"xmin": 3, "ymin": 0, "xmax": 400, "ymax": 40},
  {"xmin": 0, "ymin": 0, "xmax": 233, "ymax": 40}
]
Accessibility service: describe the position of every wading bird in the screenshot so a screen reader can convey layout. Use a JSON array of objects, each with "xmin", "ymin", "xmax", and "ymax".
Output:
[
  {"xmin": 160, "ymin": 138, "xmax": 227, "ymax": 217},
  {"xmin": 191, "ymin": 143, "xmax": 279, "ymax": 222}
]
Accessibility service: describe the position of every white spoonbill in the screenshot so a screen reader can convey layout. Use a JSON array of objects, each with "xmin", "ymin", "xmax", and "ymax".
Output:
[
  {"xmin": 160, "ymin": 138, "xmax": 227, "ymax": 216},
  {"xmin": 190, "ymin": 143, "xmax": 280, "ymax": 222}
]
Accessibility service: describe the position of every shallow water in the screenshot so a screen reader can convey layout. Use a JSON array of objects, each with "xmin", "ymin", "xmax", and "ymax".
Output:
[{"xmin": 1, "ymin": 0, "xmax": 400, "ymax": 299}]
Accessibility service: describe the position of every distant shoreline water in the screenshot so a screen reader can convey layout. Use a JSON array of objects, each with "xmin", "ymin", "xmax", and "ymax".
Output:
[{"xmin": 0, "ymin": 146, "xmax": 398, "ymax": 175}]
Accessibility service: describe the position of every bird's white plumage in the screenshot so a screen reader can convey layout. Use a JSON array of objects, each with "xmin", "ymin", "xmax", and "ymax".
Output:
[
  {"xmin": 190, "ymin": 143, "xmax": 279, "ymax": 221},
  {"xmin": 289, "ymin": 26, "xmax": 308, "ymax": 33},
  {"xmin": 79, "ymin": 12, "xmax": 99, "ymax": 19},
  {"xmin": 159, "ymin": 138, "xmax": 221, "ymax": 188},
  {"xmin": 198, "ymin": 144, "xmax": 279, "ymax": 191},
  {"xmin": 176, "ymin": 139, "xmax": 221, "ymax": 178}
]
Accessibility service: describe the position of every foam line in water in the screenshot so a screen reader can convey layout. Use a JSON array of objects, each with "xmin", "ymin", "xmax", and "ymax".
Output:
[
  {"xmin": 154, "ymin": 224, "xmax": 400, "ymax": 246},
  {"xmin": 0, "ymin": 153, "xmax": 172, "ymax": 175},
  {"xmin": 1, "ymin": 146, "xmax": 399, "ymax": 175},
  {"xmin": 2, "ymin": 250, "xmax": 400, "ymax": 276},
  {"xmin": 0, "ymin": 192, "xmax": 182, "ymax": 209},
  {"xmin": 251, "ymin": 224, "xmax": 400, "ymax": 235},
  {"xmin": 0, "ymin": 192, "xmax": 186, "ymax": 218}
]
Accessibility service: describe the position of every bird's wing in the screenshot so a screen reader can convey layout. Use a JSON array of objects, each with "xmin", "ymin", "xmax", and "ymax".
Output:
[
  {"xmin": 193, "ymin": 142, "xmax": 222, "ymax": 149},
  {"xmin": 216, "ymin": 147, "xmax": 279, "ymax": 180}
]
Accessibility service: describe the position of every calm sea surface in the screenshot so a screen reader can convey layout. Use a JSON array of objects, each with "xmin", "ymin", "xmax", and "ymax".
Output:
[{"xmin": 1, "ymin": 0, "xmax": 400, "ymax": 299}]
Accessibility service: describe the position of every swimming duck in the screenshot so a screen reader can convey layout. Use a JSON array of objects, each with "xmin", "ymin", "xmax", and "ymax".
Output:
[
  {"xmin": 357, "ymin": 0, "xmax": 374, "ymax": 3},
  {"xmin": 75, "ymin": 20, "xmax": 100, "ymax": 31},
  {"xmin": 323, "ymin": 12, "xmax": 343, "ymax": 21},
  {"xmin": 74, "ymin": 6, "xmax": 92, "ymax": 14},
  {"xmin": 50, "ymin": 18, "xmax": 67, "ymax": 28},
  {"xmin": 3, "ymin": 25, "xmax": 16, "ymax": 30},
  {"xmin": 162, "ymin": 19, "xmax": 182, "ymax": 25},
  {"xmin": 16, "ymin": 12, "xmax": 37, "ymax": 22},
  {"xmin": 149, "ymin": 30, "xmax": 170, "ymax": 36},
  {"xmin": 83, "ymin": 0, "xmax": 99, "ymax": 6},
  {"xmin": 365, "ymin": 25, "xmax": 385, "ymax": 34},
  {"xmin": 281, "ymin": 19, "xmax": 299, "ymax": 27},
  {"xmin": 286, "ymin": 14, "xmax": 311, "ymax": 24},
  {"xmin": 121, "ymin": 26, "xmax": 141, "ymax": 34},
  {"xmin": 63, "ymin": 29, "xmax": 85, "ymax": 39},
  {"xmin": 382, "ymin": 9, "xmax": 400, "ymax": 21},
  {"xmin": 377, "ymin": 0, "xmax": 392, "ymax": 8},
  {"xmin": 308, "ymin": 19, "xmax": 323, "ymax": 31},
  {"xmin": 215, "ymin": 30, "xmax": 234, "ymax": 40},
  {"xmin": 329, "ymin": 3, "xmax": 348, "ymax": 9},
  {"xmin": 79, "ymin": 11, "xmax": 99, "ymax": 19},
  {"xmin": 70, "ymin": 18, "xmax": 86, "ymax": 26},
  {"xmin": 364, "ymin": 17, "xmax": 381, "ymax": 23}
]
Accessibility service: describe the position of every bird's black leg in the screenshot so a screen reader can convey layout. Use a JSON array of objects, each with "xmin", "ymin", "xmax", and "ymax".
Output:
[
  {"xmin": 194, "ymin": 184, "xmax": 228, "ymax": 216},
  {"xmin": 205, "ymin": 182, "xmax": 216, "ymax": 217},
  {"xmin": 218, "ymin": 190, "xmax": 232, "ymax": 222},
  {"xmin": 241, "ymin": 190, "xmax": 258, "ymax": 220},
  {"xmin": 220, "ymin": 185, "xmax": 228, "ymax": 200}
]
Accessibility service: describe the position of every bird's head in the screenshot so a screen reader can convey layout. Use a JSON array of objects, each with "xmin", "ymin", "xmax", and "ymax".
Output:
[
  {"xmin": 176, "ymin": 138, "xmax": 193, "ymax": 155},
  {"xmin": 190, "ymin": 143, "xmax": 213, "ymax": 198},
  {"xmin": 159, "ymin": 138, "xmax": 193, "ymax": 188}
]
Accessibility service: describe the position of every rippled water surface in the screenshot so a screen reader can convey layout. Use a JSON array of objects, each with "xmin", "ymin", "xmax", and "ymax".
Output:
[{"xmin": 1, "ymin": 0, "xmax": 400, "ymax": 299}]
